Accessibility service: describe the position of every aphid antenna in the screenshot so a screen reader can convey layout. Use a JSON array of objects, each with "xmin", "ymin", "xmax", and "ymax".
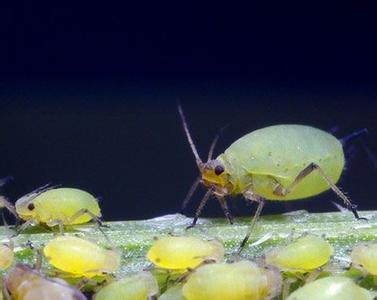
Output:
[
  {"xmin": 340, "ymin": 128, "xmax": 368, "ymax": 145},
  {"xmin": 177, "ymin": 100, "xmax": 204, "ymax": 169},
  {"xmin": 0, "ymin": 176, "xmax": 14, "ymax": 188},
  {"xmin": 207, "ymin": 123, "xmax": 230, "ymax": 161}
]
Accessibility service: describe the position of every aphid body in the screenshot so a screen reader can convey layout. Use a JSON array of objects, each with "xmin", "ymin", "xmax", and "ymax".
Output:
[
  {"xmin": 15, "ymin": 187, "xmax": 101, "ymax": 226},
  {"xmin": 43, "ymin": 236, "xmax": 120, "ymax": 278},
  {"xmin": 179, "ymin": 105, "xmax": 362, "ymax": 251},
  {"xmin": 351, "ymin": 242, "xmax": 377, "ymax": 275},
  {"xmin": 94, "ymin": 272, "xmax": 159, "ymax": 300},
  {"xmin": 0, "ymin": 243, "xmax": 14, "ymax": 270},
  {"xmin": 147, "ymin": 236, "xmax": 224, "ymax": 270},
  {"xmin": 182, "ymin": 260, "xmax": 281, "ymax": 300},
  {"xmin": 159, "ymin": 284, "xmax": 185, "ymax": 300},
  {"xmin": 286, "ymin": 276, "xmax": 374, "ymax": 300},
  {"xmin": 265, "ymin": 234, "xmax": 333, "ymax": 272},
  {"xmin": 5, "ymin": 264, "xmax": 86, "ymax": 300},
  {"xmin": 214, "ymin": 125, "xmax": 343, "ymax": 200}
]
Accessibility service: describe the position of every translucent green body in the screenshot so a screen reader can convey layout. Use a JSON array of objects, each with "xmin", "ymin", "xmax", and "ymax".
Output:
[
  {"xmin": 286, "ymin": 276, "xmax": 374, "ymax": 300},
  {"xmin": 94, "ymin": 272, "xmax": 158, "ymax": 300},
  {"xmin": 16, "ymin": 188, "xmax": 101, "ymax": 224},
  {"xmin": 219, "ymin": 125, "xmax": 344, "ymax": 200},
  {"xmin": 265, "ymin": 234, "xmax": 333, "ymax": 272}
]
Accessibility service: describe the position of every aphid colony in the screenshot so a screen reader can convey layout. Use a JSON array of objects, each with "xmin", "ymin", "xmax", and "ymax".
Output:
[
  {"xmin": 1, "ymin": 204, "xmax": 377, "ymax": 300},
  {"xmin": 0, "ymin": 104, "xmax": 373, "ymax": 299}
]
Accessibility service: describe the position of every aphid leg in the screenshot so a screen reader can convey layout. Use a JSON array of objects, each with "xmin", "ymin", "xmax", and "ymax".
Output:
[
  {"xmin": 238, "ymin": 193, "xmax": 265, "ymax": 254},
  {"xmin": 0, "ymin": 196, "xmax": 19, "ymax": 222},
  {"xmin": 67, "ymin": 208, "xmax": 113, "ymax": 244},
  {"xmin": 273, "ymin": 162, "xmax": 365, "ymax": 220},
  {"xmin": 186, "ymin": 189, "xmax": 212, "ymax": 229},
  {"xmin": 217, "ymin": 197, "xmax": 234, "ymax": 224},
  {"xmin": 46, "ymin": 219, "xmax": 65, "ymax": 234},
  {"xmin": 181, "ymin": 175, "xmax": 201, "ymax": 212},
  {"xmin": 13, "ymin": 219, "xmax": 39, "ymax": 237}
]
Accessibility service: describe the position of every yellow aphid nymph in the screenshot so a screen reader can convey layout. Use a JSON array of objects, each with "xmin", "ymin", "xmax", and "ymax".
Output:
[
  {"xmin": 94, "ymin": 272, "xmax": 159, "ymax": 300},
  {"xmin": 286, "ymin": 276, "xmax": 374, "ymax": 300},
  {"xmin": 182, "ymin": 260, "xmax": 281, "ymax": 300},
  {"xmin": 351, "ymin": 242, "xmax": 377, "ymax": 275},
  {"xmin": 265, "ymin": 234, "xmax": 333, "ymax": 272},
  {"xmin": 147, "ymin": 236, "xmax": 224, "ymax": 270},
  {"xmin": 43, "ymin": 236, "xmax": 120, "ymax": 278}
]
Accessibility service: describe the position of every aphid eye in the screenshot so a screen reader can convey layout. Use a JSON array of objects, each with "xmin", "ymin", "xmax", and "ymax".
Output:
[
  {"xmin": 214, "ymin": 165, "xmax": 225, "ymax": 175},
  {"xmin": 27, "ymin": 203, "xmax": 35, "ymax": 211}
]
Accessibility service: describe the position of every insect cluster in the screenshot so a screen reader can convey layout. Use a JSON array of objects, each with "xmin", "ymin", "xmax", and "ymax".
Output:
[{"xmin": 0, "ymin": 105, "xmax": 374, "ymax": 299}]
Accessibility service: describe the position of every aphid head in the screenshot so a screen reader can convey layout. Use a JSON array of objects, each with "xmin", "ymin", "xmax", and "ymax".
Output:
[
  {"xmin": 15, "ymin": 198, "xmax": 36, "ymax": 220},
  {"xmin": 178, "ymin": 103, "xmax": 232, "ymax": 197},
  {"xmin": 201, "ymin": 159, "xmax": 230, "ymax": 195}
]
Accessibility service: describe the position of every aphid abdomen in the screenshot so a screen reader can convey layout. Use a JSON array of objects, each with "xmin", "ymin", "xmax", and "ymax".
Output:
[
  {"xmin": 222, "ymin": 125, "xmax": 345, "ymax": 200},
  {"xmin": 34, "ymin": 188, "xmax": 101, "ymax": 224}
]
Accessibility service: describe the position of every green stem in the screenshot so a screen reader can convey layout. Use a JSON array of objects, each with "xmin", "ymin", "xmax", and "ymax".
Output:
[{"xmin": 2, "ymin": 211, "xmax": 377, "ymax": 276}]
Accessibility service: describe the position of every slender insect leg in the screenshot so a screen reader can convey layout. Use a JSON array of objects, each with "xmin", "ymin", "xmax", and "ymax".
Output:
[
  {"xmin": 46, "ymin": 219, "xmax": 65, "ymax": 234},
  {"xmin": 218, "ymin": 197, "xmax": 234, "ymax": 224},
  {"xmin": 13, "ymin": 219, "xmax": 39, "ymax": 237},
  {"xmin": 186, "ymin": 189, "xmax": 212, "ymax": 229},
  {"xmin": 0, "ymin": 196, "xmax": 19, "ymax": 221},
  {"xmin": 273, "ymin": 162, "xmax": 364, "ymax": 220},
  {"xmin": 66, "ymin": 208, "xmax": 112, "ymax": 243},
  {"xmin": 238, "ymin": 196, "xmax": 265, "ymax": 254},
  {"xmin": 181, "ymin": 175, "xmax": 201, "ymax": 212}
]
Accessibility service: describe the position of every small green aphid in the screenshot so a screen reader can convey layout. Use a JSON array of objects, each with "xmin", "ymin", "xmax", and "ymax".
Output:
[
  {"xmin": 178, "ymin": 104, "xmax": 364, "ymax": 251},
  {"xmin": 12, "ymin": 186, "xmax": 102, "ymax": 232},
  {"xmin": 43, "ymin": 235, "xmax": 120, "ymax": 278},
  {"xmin": 94, "ymin": 271, "xmax": 159, "ymax": 300},
  {"xmin": 351, "ymin": 242, "xmax": 377, "ymax": 275},
  {"xmin": 159, "ymin": 284, "xmax": 185, "ymax": 300},
  {"xmin": 182, "ymin": 260, "xmax": 281, "ymax": 300},
  {"xmin": 147, "ymin": 236, "xmax": 224, "ymax": 270},
  {"xmin": 0, "ymin": 241, "xmax": 14, "ymax": 270},
  {"xmin": 265, "ymin": 234, "xmax": 333, "ymax": 272},
  {"xmin": 286, "ymin": 276, "xmax": 375, "ymax": 300},
  {"xmin": 4, "ymin": 264, "xmax": 86, "ymax": 300}
]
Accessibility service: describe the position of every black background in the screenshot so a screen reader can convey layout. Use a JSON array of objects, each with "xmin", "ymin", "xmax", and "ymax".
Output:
[{"xmin": 1, "ymin": 1, "xmax": 377, "ymax": 221}]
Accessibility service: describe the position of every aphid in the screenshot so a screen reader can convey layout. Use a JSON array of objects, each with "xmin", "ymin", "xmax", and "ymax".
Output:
[
  {"xmin": 12, "ymin": 186, "xmax": 102, "ymax": 232},
  {"xmin": 286, "ymin": 276, "xmax": 374, "ymax": 300},
  {"xmin": 43, "ymin": 236, "xmax": 120, "ymax": 278},
  {"xmin": 0, "ymin": 176, "xmax": 18, "ymax": 220},
  {"xmin": 94, "ymin": 271, "xmax": 159, "ymax": 300},
  {"xmin": 159, "ymin": 284, "xmax": 185, "ymax": 300},
  {"xmin": 351, "ymin": 242, "xmax": 377, "ymax": 275},
  {"xmin": 4, "ymin": 263, "xmax": 86, "ymax": 300},
  {"xmin": 182, "ymin": 260, "xmax": 281, "ymax": 300},
  {"xmin": 147, "ymin": 236, "xmax": 224, "ymax": 270},
  {"xmin": 265, "ymin": 234, "xmax": 333, "ymax": 272},
  {"xmin": 0, "ymin": 240, "xmax": 14, "ymax": 270},
  {"xmin": 178, "ymin": 104, "xmax": 364, "ymax": 252}
]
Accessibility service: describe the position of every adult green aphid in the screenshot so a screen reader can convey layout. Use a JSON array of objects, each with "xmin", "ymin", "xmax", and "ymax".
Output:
[{"xmin": 178, "ymin": 104, "xmax": 364, "ymax": 252}]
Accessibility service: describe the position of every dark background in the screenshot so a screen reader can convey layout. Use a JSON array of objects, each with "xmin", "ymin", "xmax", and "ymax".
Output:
[{"xmin": 1, "ymin": 1, "xmax": 377, "ymax": 221}]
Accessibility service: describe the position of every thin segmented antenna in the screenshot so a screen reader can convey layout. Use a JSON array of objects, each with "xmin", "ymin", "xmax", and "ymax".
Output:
[
  {"xmin": 177, "ymin": 101, "xmax": 203, "ymax": 169},
  {"xmin": 340, "ymin": 128, "xmax": 368, "ymax": 145},
  {"xmin": 207, "ymin": 124, "xmax": 230, "ymax": 161}
]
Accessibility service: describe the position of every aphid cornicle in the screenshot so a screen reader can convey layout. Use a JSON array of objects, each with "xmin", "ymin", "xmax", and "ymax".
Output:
[{"xmin": 178, "ymin": 104, "xmax": 364, "ymax": 252}]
